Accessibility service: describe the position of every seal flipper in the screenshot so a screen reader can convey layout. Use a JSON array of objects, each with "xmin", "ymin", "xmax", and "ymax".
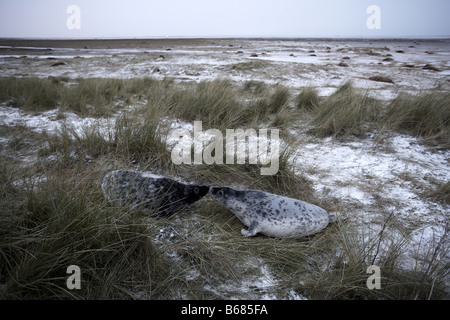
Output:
[{"xmin": 241, "ymin": 221, "xmax": 259, "ymax": 237}]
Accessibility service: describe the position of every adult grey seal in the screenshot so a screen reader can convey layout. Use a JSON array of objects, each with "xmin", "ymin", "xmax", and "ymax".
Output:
[
  {"xmin": 102, "ymin": 170, "xmax": 209, "ymax": 217},
  {"xmin": 210, "ymin": 186, "xmax": 335, "ymax": 238}
]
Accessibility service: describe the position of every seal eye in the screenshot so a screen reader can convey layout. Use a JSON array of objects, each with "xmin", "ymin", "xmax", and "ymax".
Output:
[{"xmin": 218, "ymin": 190, "xmax": 224, "ymax": 196}]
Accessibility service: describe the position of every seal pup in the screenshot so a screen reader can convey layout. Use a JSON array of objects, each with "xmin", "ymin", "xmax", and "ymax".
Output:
[
  {"xmin": 210, "ymin": 187, "xmax": 334, "ymax": 238},
  {"xmin": 102, "ymin": 170, "xmax": 209, "ymax": 217}
]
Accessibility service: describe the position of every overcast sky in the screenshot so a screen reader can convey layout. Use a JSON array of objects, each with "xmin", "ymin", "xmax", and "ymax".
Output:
[{"xmin": 0, "ymin": 0, "xmax": 449, "ymax": 39}]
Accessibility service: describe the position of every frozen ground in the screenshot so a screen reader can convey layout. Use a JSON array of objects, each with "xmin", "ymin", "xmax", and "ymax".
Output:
[
  {"xmin": 294, "ymin": 134, "xmax": 448, "ymax": 269},
  {"xmin": 0, "ymin": 38, "xmax": 449, "ymax": 298},
  {"xmin": 1, "ymin": 38, "xmax": 449, "ymax": 99}
]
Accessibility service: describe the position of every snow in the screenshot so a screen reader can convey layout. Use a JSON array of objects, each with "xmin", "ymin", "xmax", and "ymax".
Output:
[
  {"xmin": 0, "ymin": 106, "xmax": 61, "ymax": 133},
  {"xmin": 202, "ymin": 257, "xmax": 307, "ymax": 300},
  {"xmin": 140, "ymin": 172, "xmax": 166, "ymax": 179},
  {"xmin": 296, "ymin": 135, "xmax": 449, "ymax": 209},
  {"xmin": 296, "ymin": 134, "xmax": 449, "ymax": 222},
  {"xmin": 0, "ymin": 104, "xmax": 141, "ymax": 140},
  {"xmin": 294, "ymin": 133, "xmax": 449, "ymax": 272}
]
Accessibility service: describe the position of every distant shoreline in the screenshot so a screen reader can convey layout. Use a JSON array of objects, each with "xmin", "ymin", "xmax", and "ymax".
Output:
[
  {"xmin": 1, "ymin": 37, "xmax": 449, "ymax": 50},
  {"xmin": 2, "ymin": 36, "xmax": 450, "ymax": 41}
]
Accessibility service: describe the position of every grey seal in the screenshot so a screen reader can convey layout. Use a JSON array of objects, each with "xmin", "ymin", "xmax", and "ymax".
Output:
[
  {"xmin": 102, "ymin": 170, "xmax": 209, "ymax": 217},
  {"xmin": 210, "ymin": 186, "xmax": 334, "ymax": 238}
]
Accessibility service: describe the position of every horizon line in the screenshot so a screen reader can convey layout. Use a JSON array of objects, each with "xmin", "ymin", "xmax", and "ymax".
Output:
[{"xmin": 1, "ymin": 35, "xmax": 450, "ymax": 41}]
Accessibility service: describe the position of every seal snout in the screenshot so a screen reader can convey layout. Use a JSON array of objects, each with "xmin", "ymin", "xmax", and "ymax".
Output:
[
  {"xmin": 209, "ymin": 187, "xmax": 233, "ymax": 201},
  {"xmin": 209, "ymin": 187, "xmax": 221, "ymax": 196},
  {"xmin": 195, "ymin": 185, "xmax": 210, "ymax": 197}
]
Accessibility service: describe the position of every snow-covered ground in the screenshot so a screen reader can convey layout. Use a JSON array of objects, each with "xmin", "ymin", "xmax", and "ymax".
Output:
[
  {"xmin": 0, "ymin": 38, "xmax": 448, "ymax": 298},
  {"xmin": 1, "ymin": 39, "xmax": 449, "ymax": 97},
  {"xmin": 295, "ymin": 134, "xmax": 449, "ymax": 269}
]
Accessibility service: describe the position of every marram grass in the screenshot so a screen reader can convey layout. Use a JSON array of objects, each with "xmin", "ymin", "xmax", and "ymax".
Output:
[{"xmin": 0, "ymin": 77, "xmax": 448, "ymax": 300}]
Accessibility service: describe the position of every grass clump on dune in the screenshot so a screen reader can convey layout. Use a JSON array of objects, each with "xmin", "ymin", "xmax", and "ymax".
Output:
[
  {"xmin": 59, "ymin": 77, "xmax": 158, "ymax": 117},
  {"xmin": 230, "ymin": 60, "xmax": 268, "ymax": 71},
  {"xmin": 0, "ymin": 167, "xmax": 173, "ymax": 299},
  {"xmin": 296, "ymin": 87, "xmax": 321, "ymax": 111},
  {"xmin": 0, "ymin": 77, "xmax": 61, "ymax": 111},
  {"xmin": 264, "ymin": 85, "xmax": 290, "ymax": 115},
  {"xmin": 309, "ymin": 82, "xmax": 381, "ymax": 138},
  {"xmin": 0, "ymin": 76, "xmax": 159, "ymax": 117},
  {"xmin": 383, "ymin": 91, "xmax": 450, "ymax": 147},
  {"xmin": 41, "ymin": 103, "xmax": 171, "ymax": 170},
  {"xmin": 303, "ymin": 82, "xmax": 449, "ymax": 147},
  {"xmin": 166, "ymin": 79, "xmax": 249, "ymax": 129},
  {"xmin": 298, "ymin": 217, "xmax": 448, "ymax": 299}
]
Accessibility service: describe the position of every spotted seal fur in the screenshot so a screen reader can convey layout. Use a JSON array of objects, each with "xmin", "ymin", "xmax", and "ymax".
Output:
[
  {"xmin": 210, "ymin": 186, "xmax": 334, "ymax": 238},
  {"xmin": 102, "ymin": 170, "xmax": 209, "ymax": 217}
]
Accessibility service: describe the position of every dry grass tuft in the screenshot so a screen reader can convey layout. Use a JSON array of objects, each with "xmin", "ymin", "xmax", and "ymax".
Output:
[{"xmin": 309, "ymin": 82, "xmax": 381, "ymax": 138}]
